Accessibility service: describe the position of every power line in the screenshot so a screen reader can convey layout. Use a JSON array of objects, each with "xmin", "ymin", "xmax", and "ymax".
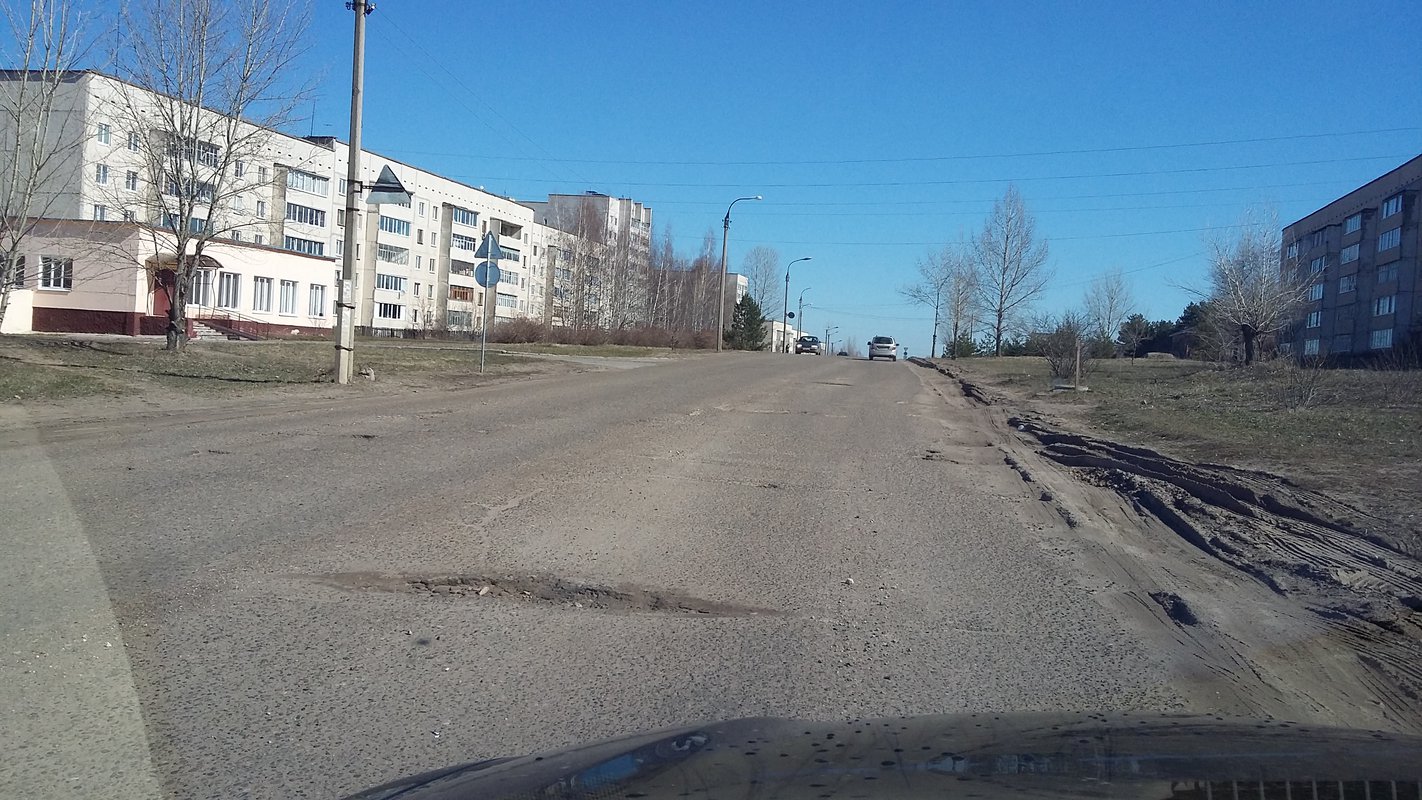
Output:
[
  {"xmin": 631, "ymin": 181, "xmax": 1352, "ymax": 208},
  {"xmin": 670, "ymin": 224, "xmax": 1248, "ymax": 248},
  {"xmin": 381, "ymin": 127, "xmax": 1422, "ymax": 167},
  {"xmin": 372, "ymin": 14, "xmax": 588, "ymax": 188},
  {"xmin": 433, "ymin": 153, "xmax": 1414, "ymax": 190}
]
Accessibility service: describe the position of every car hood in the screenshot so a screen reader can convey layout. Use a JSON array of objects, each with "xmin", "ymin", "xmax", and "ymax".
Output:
[{"xmin": 344, "ymin": 712, "xmax": 1422, "ymax": 799}]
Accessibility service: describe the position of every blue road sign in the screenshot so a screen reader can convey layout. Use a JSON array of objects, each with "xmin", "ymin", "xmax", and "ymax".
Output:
[{"xmin": 474, "ymin": 261, "xmax": 501, "ymax": 288}]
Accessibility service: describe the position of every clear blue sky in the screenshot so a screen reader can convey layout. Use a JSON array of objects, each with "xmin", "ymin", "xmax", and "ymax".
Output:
[{"xmin": 295, "ymin": 2, "xmax": 1419, "ymax": 353}]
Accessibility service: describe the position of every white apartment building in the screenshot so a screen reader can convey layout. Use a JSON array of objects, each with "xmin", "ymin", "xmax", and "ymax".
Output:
[
  {"xmin": 1, "ymin": 70, "xmax": 644, "ymax": 338},
  {"xmin": 524, "ymin": 192, "xmax": 654, "ymax": 327}
]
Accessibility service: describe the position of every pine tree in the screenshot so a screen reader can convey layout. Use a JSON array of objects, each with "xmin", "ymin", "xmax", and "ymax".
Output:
[{"xmin": 724, "ymin": 295, "xmax": 769, "ymax": 351}]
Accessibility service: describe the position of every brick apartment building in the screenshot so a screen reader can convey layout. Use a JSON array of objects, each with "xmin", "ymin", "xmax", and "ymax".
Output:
[{"xmin": 1281, "ymin": 154, "xmax": 1421, "ymax": 358}]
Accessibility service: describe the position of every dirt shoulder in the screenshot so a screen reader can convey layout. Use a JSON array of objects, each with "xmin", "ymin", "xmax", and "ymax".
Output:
[
  {"xmin": 934, "ymin": 356, "xmax": 1422, "ymax": 552},
  {"xmin": 912, "ymin": 356, "xmax": 1422, "ymax": 730}
]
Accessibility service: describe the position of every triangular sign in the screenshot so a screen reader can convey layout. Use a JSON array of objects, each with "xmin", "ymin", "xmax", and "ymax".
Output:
[
  {"xmin": 365, "ymin": 165, "xmax": 411, "ymax": 206},
  {"xmin": 473, "ymin": 231, "xmax": 502, "ymax": 260}
]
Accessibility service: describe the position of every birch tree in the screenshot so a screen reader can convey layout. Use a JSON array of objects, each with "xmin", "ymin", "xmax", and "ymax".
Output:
[
  {"xmin": 741, "ymin": 244, "xmax": 781, "ymax": 314},
  {"xmin": 0, "ymin": 0, "xmax": 88, "ymax": 329},
  {"xmin": 974, "ymin": 186, "xmax": 1051, "ymax": 356},
  {"xmin": 901, "ymin": 240, "xmax": 978, "ymax": 358},
  {"xmin": 1199, "ymin": 209, "xmax": 1307, "ymax": 365},
  {"xmin": 1083, "ymin": 266, "xmax": 1133, "ymax": 347},
  {"xmin": 105, "ymin": 0, "xmax": 311, "ymax": 350}
]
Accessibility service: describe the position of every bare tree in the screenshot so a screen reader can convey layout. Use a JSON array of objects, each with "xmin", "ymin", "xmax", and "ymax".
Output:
[
  {"xmin": 0, "ymin": 0, "xmax": 88, "ymax": 328},
  {"xmin": 741, "ymin": 245, "xmax": 781, "ymax": 314},
  {"xmin": 974, "ymin": 186, "xmax": 1051, "ymax": 356},
  {"xmin": 1083, "ymin": 266, "xmax": 1133, "ymax": 347},
  {"xmin": 1196, "ymin": 209, "xmax": 1307, "ymax": 365},
  {"xmin": 104, "ymin": 0, "xmax": 312, "ymax": 350}
]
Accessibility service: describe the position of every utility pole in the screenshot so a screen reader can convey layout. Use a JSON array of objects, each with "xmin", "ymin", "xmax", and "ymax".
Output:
[
  {"xmin": 716, "ymin": 195, "xmax": 760, "ymax": 353},
  {"xmin": 333, "ymin": 0, "xmax": 372, "ymax": 385},
  {"xmin": 782, "ymin": 256, "xmax": 811, "ymax": 354}
]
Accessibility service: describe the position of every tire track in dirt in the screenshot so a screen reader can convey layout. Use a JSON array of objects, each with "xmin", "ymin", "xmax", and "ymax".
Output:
[{"xmin": 910, "ymin": 357, "xmax": 1422, "ymax": 730}]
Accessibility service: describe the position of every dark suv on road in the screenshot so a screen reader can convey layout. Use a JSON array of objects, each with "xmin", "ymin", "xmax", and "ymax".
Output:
[{"xmin": 795, "ymin": 336, "xmax": 824, "ymax": 355}]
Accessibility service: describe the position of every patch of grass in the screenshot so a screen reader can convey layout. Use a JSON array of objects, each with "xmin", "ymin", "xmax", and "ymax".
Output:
[
  {"xmin": 0, "ymin": 336, "xmax": 543, "ymax": 401},
  {"xmin": 0, "ymin": 359, "xmax": 116, "ymax": 401},
  {"xmin": 487, "ymin": 342, "xmax": 688, "ymax": 358},
  {"xmin": 946, "ymin": 355, "xmax": 1422, "ymax": 518}
]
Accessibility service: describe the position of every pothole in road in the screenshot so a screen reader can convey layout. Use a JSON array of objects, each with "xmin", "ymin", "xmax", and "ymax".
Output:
[{"xmin": 318, "ymin": 572, "xmax": 781, "ymax": 617}]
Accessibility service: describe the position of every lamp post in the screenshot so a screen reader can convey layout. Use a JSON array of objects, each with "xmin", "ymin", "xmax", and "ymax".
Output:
[
  {"xmin": 798, "ymin": 288, "xmax": 812, "ymax": 348},
  {"xmin": 716, "ymin": 195, "xmax": 761, "ymax": 353},
  {"xmin": 782, "ymin": 256, "xmax": 811, "ymax": 353},
  {"xmin": 824, "ymin": 325, "xmax": 839, "ymax": 355},
  {"xmin": 332, "ymin": 0, "xmax": 375, "ymax": 385}
]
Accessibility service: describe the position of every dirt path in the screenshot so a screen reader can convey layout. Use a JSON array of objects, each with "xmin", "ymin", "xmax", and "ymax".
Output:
[{"xmin": 912, "ymin": 358, "xmax": 1422, "ymax": 732}]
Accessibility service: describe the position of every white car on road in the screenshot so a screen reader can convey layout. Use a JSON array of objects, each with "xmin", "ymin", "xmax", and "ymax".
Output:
[{"xmin": 867, "ymin": 336, "xmax": 899, "ymax": 361}]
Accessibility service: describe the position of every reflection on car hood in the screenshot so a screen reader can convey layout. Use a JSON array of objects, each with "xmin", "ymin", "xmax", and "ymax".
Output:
[{"xmin": 344, "ymin": 712, "xmax": 1422, "ymax": 799}]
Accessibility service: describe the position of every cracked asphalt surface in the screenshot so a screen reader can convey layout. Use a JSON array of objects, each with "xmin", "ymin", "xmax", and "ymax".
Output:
[{"xmin": 2, "ymin": 354, "xmax": 1189, "ymax": 798}]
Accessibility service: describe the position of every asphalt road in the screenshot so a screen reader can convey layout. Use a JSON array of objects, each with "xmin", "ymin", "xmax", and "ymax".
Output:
[{"xmin": 2, "ymin": 354, "xmax": 1188, "ymax": 798}]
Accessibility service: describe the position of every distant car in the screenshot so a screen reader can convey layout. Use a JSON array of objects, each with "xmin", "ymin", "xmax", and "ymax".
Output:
[
  {"xmin": 867, "ymin": 336, "xmax": 898, "ymax": 361},
  {"xmin": 795, "ymin": 336, "xmax": 824, "ymax": 355},
  {"xmin": 837, "ymin": 350, "xmax": 848, "ymax": 357}
]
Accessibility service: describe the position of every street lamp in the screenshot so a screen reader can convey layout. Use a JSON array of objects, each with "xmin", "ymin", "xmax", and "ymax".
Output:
[
  {"xmin": 716, "ymin": 195, "xmax": 761, "ymax": 353},
  {"xmin": 798, "ymin": 288, "xmax": 812, "ymax": 348},
  {"xmin": 782, "ymin": 256, "xmax": 811, "ymax": 353}
]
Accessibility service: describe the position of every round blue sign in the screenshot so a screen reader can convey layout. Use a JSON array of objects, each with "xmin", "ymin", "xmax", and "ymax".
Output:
[{"xmin": 474, "ymin": 261, "xmax": 501, "ymax": 288}]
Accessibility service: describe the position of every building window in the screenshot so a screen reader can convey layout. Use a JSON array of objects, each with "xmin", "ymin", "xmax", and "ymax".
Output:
[
  {"xmin": 427, "ymin": 283, "xmax": 433, "ymax": 298},
  {"xmin": 283, "ymin": 235, "xmax": 325, "ymax": 256},
  {"xmin": 497, "ymin": 292, "xmax": 517, "ymax": 308},
  {"xmin": 234, "ymin": 160, "xmax": 245, "ymax": 177},
  {"xmin": 1302, "ymin": 338, "xmax": 1320, "ymax": 356},
  {"xmin": 413, "ymin": 281, "xmax": 421, "ymax": 296},
  {"xmin": 191, "ymin": 269, "xmax": 213, "ymax": 306},
  {"xmin": 375, "ymin": 302, "xmax": 402, "ymax": 320},
  {"xmin": 432, "ymin": 206, "xmax": 438, "ymax": 220},
  {"xmin": 1309, "ymin": 256, "xmax": 1326, "ymax": 274},
  {"xmin": 451, "ymin": 206, "xmax": 478, "ymax": 227},
  {"xmin": 1373, "ymin": 294, "xmax": 1395, "ymax": 316},
  {"xmin": 93, "ymin": 204, "xmax": 107, "ymax": 221},
  {"xmin": 1344, "ymin": 213, "xmax": 1362, "ymax": 234},
  {"xmin": 1332, "ymin": 334, "xmax": 1351, "ymax": 353},
  {"xmin": 1377, "ymin": 227, "xmax": 1401, "ymax": 252},
  {"xmin": 1306, "ymin": 310, "xmax": 1321, "ymax": 328},
  {"xmin": 336, "ymin": 209, "xmax": 345, "ymax": 227},
  {"xmin": 1309, "ymin": 229, "xmax": 1327, "ymax": 249},
  {"xmin": 416, "ymin": 229, "xmax": 424, "ymax": 244},
  {"xmin": 1338, "ymin": 275, "xmax": 1356, "ymax": 294},
  {"xmin": 378, "ymin": 215, "xmax": 410, "ymax": 236},
  {"xmin": 1307, "ymin": 283, "xmax": 1323, "ymax": 302},
  {"xmin": 1370, "ymin": 329, "xmax": 1393, "ymax": 350},
  {"xmin": 230, "ymin": 231, "xmax": 242, "ymax": 242},
  {"xmin": 375, "ymin": 273, "xmax": 406, "ymax": 292},
  {"xmin": 258, "ymin": 165, "xmax": 269, "ymax": 182},
  {"xmin": 418, "ymin": 201, "xmax": 426, "ymax": 216},
  {"xmin": 286, "ymin": 169, "xmax": 329, "ymax": 196},
  {"xmin": 1285, "ymin": 242, "xmax": 1299, "ymax": 260},
  {"xmin": 376, "ymin": 243, "xmax": 409, "ymax": 264},
  {"xmin": 127, "ymin": 131, "xmax": 140, "ymax": 151},
  {"xmin": 1340, "ymin": 243, "xmax": 1359, "ymax": 264},
  {"xmin": 39, "ymin": 256, "xmax": 72, "ymax": 289},
  {"xmin": 254, "ymin": 233, "xmax": 264, "ymax": 246},
  {"xmin": 501, "ymin": 268, "xmax": 521, "ymax": 284},
  {"xmin": 124, "ymin": 170, "xmax": 138, "ymax": 191},
  {"xmin": 122, "ymin": 210, "xmax": 135, "ymax": 222},
  {"xmin": 217, "ymin": 272, "xmax": 241, "ymax": 308},
  {"xmin": 308, "ymin": 284, "xmax": 327, "ymax": 317},
  {"xmin": 97, "ymin": 123, "xmax": 110, "ymax": 144},
  {"xmin": 252, "ymin": 276, "xmax": 273, "ymax": 312},
  {"xmin": 1378, "ymin": 263, "xmax": 1398, "ymax": 284},
  {"xmin": 451, "ymin": 232, "xmax": 478, "ymax": 251},
  {"xmin": 285, "ymin": 202, "xmax": 327, "ymax": 227},
  {"xmin": 450, "ymin": 285, "xmax": 474, "ymax": 302},
  {"xmin": 277, "ymin": 280, "xmax": 298, "ymax": 315},
  {"xmin": 95, "ymin": 163, "xmax": 108, "ymax": 184},
  {"xmin": 447, "ymin": 310, "xmax": 472, "ymax": 328},
  {"xmin": 256, "ymin": 200, "xmax": 268, "ymax": 218},
  {"xmin": 1381, "ymin": 194, "xmax": 1402, "ymax": 219}
]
